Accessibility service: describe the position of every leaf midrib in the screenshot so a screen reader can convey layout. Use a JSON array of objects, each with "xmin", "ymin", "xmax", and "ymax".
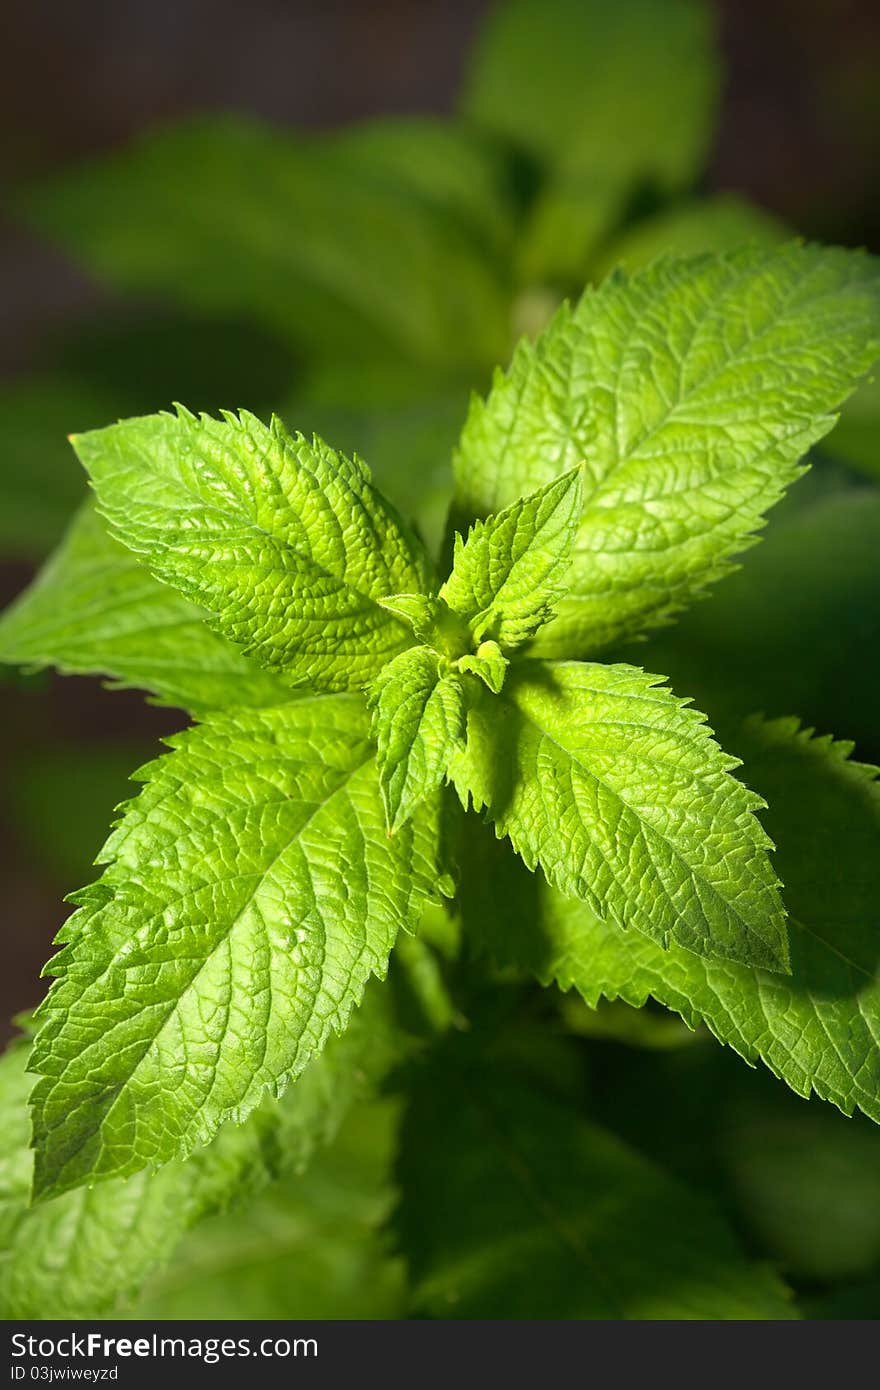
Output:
[
  {"xmin": 506, "ymin": 679, "xmax": 780, "ymax": 962},
  {"xmin": 39, "ymin": 745, "xmax": 378, "ymax": 1185},
  {"xmin": 603, "ymin": 254, "xmax": 849, "ymax": 481},
  {"xmin": 99, "ymin": 419, "xmax": 423, "ymax": 645}
]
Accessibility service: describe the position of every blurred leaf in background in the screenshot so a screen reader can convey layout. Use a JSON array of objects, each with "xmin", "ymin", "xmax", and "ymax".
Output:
[
  {"xmin": 722, "ymin": 1077, "xmax": 880, "ymax": 1285},
  {"xmin": 589, "ymin": 193, "xmax": 787, "ymax": 279},
  {"xmin": 5, "ymin": 742, "xmax": 151, "ymax": 890},
  {"xmin": 463, "ymin": 0, "xmax": 720, "ymax": 285},
  {"xmin": 825, "ymin": 374, "xmax": 880, "ymax": 480},
  {"xmin": 130, "ymin": 1102, "xmax": 403, "ymax": 1321},
  {"xmin": 634, "ymin": 475, "xmax": 880, "ymax": 755},
  {"xmin": 17, "ymin": 115, "xmax": 515, "ymax": 374},
  {"xmin": 585, "ymin": 1033, "xmax": 880, "ymax": 1301},
  {"xmin": 396, "ymin": 1034, "xmax": 794, "ymax": 1319},
  {"xmin": 0, "ymin": 377, "xmax": 117, "ymax": 558},
  {"xmin": 0, "ymin": 313, "xmax": 297, "ymax": 562},
  {"xmin": 0, "ymin": 993, "xmax": 399, "ymax": 1318}
]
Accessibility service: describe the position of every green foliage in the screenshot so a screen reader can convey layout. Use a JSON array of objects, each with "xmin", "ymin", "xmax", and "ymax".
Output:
[
  {"xmin": 0, "ymin": 313, "xmax": 298, "ymax": 561},
  {"xmin": 824, "ymin": 374, "xmax": 880, "ymax": 480},
  {"xmin": 0, "ymin": 377, "xmax": 117, "ymax": 558},
  {"xmin": 474, "ymin": 718, "xmax": 880, "ymax": 1122},
  {"xmin": 0, "ymin": 991, "xmax": 396, "ymax": 1318},
  {"xmin": 463, "ymin": 0, "xmax": 717, "ymax": 183},
  {"xmin": 589, "ymin": 193, "xmax": 787, "ymax": 281},
  {"xmin": 282, "ymin": 375, "xmax": 468, "ymax": 560},
  {"xmin": 451, "ymin": 662, "xmax": 787, "ymax": 970},
  {"xmin": 636, "ymin": 479, "xmax": 880, "ymax": 750},
  {"xmin": 29, "ymin": 699, "xmax": 447, "ymax": 1200},
  {"xmin": 440, "ymin": 467, "xmax": 584, "ymax": 648},
  {"xmin": 72, "ymin": 408, "xmax": 433, "ymax": 692},
  {"xmin": 454, "ymin": 244, "xmax": 880, "ymax": 654},
  {"xmin": 463, "ymin": 0, "xmax": 720, "ymax": 282},
  {"xmin": 722, "ymin": 1078, "xmax": 880, "ymax": 1283},
  {"xmin": 2, "ymin": 227, "xmax": 879, "ymax": 1319},
  {"xmin": 397, "ymin": 1040, "xmax": 794, "ymax": 1319},
  {"xmin": 0, "ymin": 502, "xmax": 291, "ymax": 714},
  {"xmin": 130, "ymin": 1101, "xmax": 404, "ymax": 1320},
  {"xmin": 369, "ymin": 646, "xmax": 466, "ymax": 832},
  {"xmin": 457, "ymin": 640, "xmax": 508, "ymax": 694},
  {"xmin": 19, "ymin": 115, "xmax": 513, "ymax": 373},
  {"xmin": 3, "ymin": 241, "xmax": 876, "ymax": 1226},
  {"xmin": 3, "ymin": 0, "xmax": 880, "ymax": 1321}
]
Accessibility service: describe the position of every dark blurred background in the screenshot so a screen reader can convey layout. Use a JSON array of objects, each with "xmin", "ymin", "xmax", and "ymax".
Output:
[
  {"xmin": 4, "ymin": 0, "xmax": 880, "ymax": 377},
  {"xmin": 2, "ymin": 0, "xmax": 880, "ymax": 1039}
]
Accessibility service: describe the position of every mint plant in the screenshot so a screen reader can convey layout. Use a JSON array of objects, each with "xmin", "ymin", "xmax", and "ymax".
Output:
[
  {"xmin": 3, "ymin": 0, "xmax": 880, "ymax": 1324},
  {"xmin": 1, "ymin": 236, "xmax": 879, "ymax": 1320}
]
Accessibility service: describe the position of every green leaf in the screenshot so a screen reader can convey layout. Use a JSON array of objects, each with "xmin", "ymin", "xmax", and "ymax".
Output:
[
  {"xmin": 283, "ymin": 376, "xmax": 468, "ymax": 561},
  {"xmin": 721, "ymin": 1076, "xmax": 880, "ymax": 1283},
  {"xmin": 73, "ymin": 408, "xmax": 433, "ymax": 693},
  {"xmin": 514, "ymin": 177, "xmax": 633, "ymax": 293},
  {"xmin": 633, "ymin": 480, "xmax": 878, "ymax": 761},
  {"xmin": 376, "ymin": 593, "xmax": 471, "ymax": 660},
  {"xmin": 484, "ymin": 718, "xmax": 880, "ymax": 1122},
  {"xmin": 0, "ymin": 502, "xmax": 291, "ymax": 714},
  {"xmin": 589, "ymin": 193, "xmax": 788, "ymax": 282},
  {"xmin": 453, "ymin": 244, "xmax": 880, "ymax": 654},
  {"xmin": 805, "ymin": 1279, "xmax": 880, "ymax": 1321},
  {"xmin": 376, "ymin": 593, "xmax": 443, "ymax": 641},
  {"xmin": 6, "ymin": 742, "xmax": 154, "ymax": 890},
  {"xmin": 131, "ymin": 1100, "xmax": 403, "ymax": 1321},
  {"xmin": 393, "ymin": 931, "xmax": 461, "ymax": 1035},
  {"xmin": 824, "ymin": 373, "xmax": 880, "ymax": 479},
  {"xmin": 19, "ymin": 115, "xmax": 512, "ymax": 373},
  {"xmin": 396, "ymin": 1050, "xmax": 795, "ymax": 1319},
  {"xmin": 463, "ymin": 0, "xmax": 718, "ymax": 186},
  {"xmin": 29, "ymin": 697, "xmax": 447, "ymax": 1200},
  {"xmin": 0, "ymin": 376, "xmax": 115, "ymax": 558},
  {"xmin": 463, "ymin": 0, "xmax": 720, "ymax": 281},
  {"xmin": 369, "ymin": 646, "xmax": 466, "ymax": 833},
  {"xmin": 0, "ymin": 990, "xmax": 395, "ymax": 1319},
  {"xmin": 441, "ymin": 466, "xmax": 583, "ymax": 647},
  {"xmin": 458, "ymin": 640, "xmax": 508, "ymax": 694},
  {"xmin": 451, "ymin": 661, "xmax": 788, "ymax": 970},
  {"xmin": 635, "ymin": 480, "xmax": 880, "ymax": 752},
  {"xmin": 0, "ymin": 313, "xmax": 301, "ymax": 561},
  {"xmin": 319, "ymin": 116, "xmax": 517, "ymax": 263}
]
